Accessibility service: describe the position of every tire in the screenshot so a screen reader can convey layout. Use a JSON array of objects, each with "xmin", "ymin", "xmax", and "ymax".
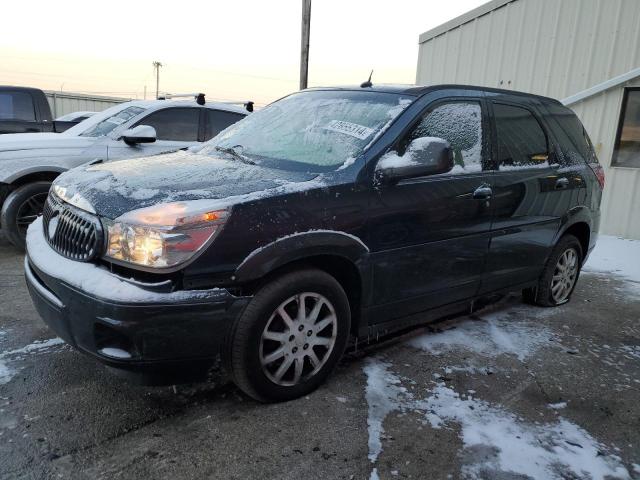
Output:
[
  {"xmin": 523, "ymin": 234, "xmax": 583, "ymax": 307},
  {"xmin": 229, "ymin": 268, "xmax": 351, "ymax": 402},
  {"xmin": 0, "ymin": 182, "xmax": 51, "ymax": 250}
]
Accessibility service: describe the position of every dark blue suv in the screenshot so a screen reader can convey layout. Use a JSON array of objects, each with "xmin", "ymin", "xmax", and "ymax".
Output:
[{"xmin": 25, "ymin": 85, "xmax": 604, "ymax": 402}]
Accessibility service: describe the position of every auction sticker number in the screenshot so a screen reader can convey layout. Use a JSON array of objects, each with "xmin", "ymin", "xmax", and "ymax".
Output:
[{"xmin": 325, "ymin": 120, "xmax": 374, "ymax": 140}]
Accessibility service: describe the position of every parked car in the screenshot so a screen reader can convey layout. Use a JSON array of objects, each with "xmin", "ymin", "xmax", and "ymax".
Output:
[
  {"xmin": 55, "ymin": 111, "xmax": 97, "ymax": 122},
  {"xmin": 0, "ymin": 97, "xmax": 249, "ymax": 248},
  {"xmin": 0, "ymin": 86, "xmax": 88, "ymax": 135},
  {"xmin": 25, "ymin": 85, "xmax": 604, "ymax": 402}
]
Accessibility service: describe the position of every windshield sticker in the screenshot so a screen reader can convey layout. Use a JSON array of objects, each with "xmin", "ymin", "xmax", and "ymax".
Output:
[{"xmin": 324, "ymin": 120, "xmax": 374, "ymax": 140}]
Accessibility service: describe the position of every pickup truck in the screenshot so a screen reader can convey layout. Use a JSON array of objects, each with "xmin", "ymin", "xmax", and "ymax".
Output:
[{"xmin": 0, "ymin": 86, "xmax": 88, "ymax": 134}]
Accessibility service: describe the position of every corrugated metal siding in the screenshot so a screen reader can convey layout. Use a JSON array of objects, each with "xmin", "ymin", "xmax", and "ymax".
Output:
[
  {"xmin": 44, "ymin": 91, "xmax": 128, "ymax": 118},
  {"xmin": 417, "ymin": 0, "xmax": 640, "ymax": 238}
]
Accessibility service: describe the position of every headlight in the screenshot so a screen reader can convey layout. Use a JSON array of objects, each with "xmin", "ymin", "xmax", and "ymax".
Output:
[{"xmin": 104, "ymin": 201, "xmax": 230, "ymax": 269}]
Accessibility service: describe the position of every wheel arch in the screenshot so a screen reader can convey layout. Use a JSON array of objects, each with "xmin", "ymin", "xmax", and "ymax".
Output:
[
  {"xmin": 8, "ymin": 169, "xmax": 63, "ymax": 188},
  {"xmin": 562, "ymin": 222, "xmax": 590, "ymax": 262},
  {"xmin": 234, "ymin": 231, "xmax": 369, "ymax": 337}
]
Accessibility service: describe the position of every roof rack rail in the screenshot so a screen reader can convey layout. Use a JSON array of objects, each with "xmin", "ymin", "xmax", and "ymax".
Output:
[
  {"xmin": 158, "ymin": 92, "xmax": 207, "ymax": 105},
  {"xmin": 157, "ymin": 93, "xmax": 254, "ymax": 112},
  {"xmin": 218, "ymin": 100, "xmax": 255, "ymax": 112}
]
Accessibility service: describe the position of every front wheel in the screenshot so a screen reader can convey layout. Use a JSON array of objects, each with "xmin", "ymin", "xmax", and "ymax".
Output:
[
  {"xmin": 229, "ymin": 269, "xmax": 351, "ymax": 402},
  {"xmin": 523, "ymin": 234, "xmax": 583, "ymax": 307},
  {"xmin": 0, "ymin": 182, "xmax": 51, "ymax": 250}
]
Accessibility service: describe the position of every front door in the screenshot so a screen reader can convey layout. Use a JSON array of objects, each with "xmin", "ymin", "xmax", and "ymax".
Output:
[
  {"xmin": 107, "ymin": 107, "xmax": 202, "ymax": 161},
  {"xmin": 367, "ymin": 98, "xmax": 494, "ymax": 322}
]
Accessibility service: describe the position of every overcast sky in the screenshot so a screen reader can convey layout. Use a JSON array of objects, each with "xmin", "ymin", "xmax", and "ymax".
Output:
[{"xmin": 1, "ymin": 0, "xmax": 486, "ymax": 106}]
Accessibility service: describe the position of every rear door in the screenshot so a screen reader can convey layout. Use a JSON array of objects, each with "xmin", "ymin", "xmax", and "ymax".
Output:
[
  {"xmin": 367, "ymin": 96, "xmax": 495, "ymax": 321},
  {"xmin": 481, "ymin": 100, "xmax": 575, "ymax": 293},
  {"xmin": 203, "ymin": 109, "xmax": 245, "ymax": 141}
]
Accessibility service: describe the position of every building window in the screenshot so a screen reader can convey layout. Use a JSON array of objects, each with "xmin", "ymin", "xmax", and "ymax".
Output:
[{"xmin": 612, "ymin": 88, "xmax": 640, "ymax": 168}]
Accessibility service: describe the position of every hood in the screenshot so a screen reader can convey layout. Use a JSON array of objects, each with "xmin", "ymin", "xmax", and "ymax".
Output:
[
  {"xmin": 0, "ymin": 132, "xmax": 97, "ymax": 155},
  {"xmin": 53, "ymin": 150, "xmax": 327, "ymax": 219}
]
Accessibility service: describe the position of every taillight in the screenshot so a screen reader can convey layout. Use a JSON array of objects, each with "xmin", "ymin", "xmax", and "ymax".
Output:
[{"xmin": 589, "ymin": 163, "xmax": 605, "ymax": 189}]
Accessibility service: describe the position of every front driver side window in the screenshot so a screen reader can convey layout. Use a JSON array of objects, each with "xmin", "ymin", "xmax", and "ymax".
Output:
[
  {"xmin": 405, "ymin": 101, "xmax": 484, "ymax": 174},
  {"xmin": 135, "ymin": 108, "xmax": 200, "ymax": 142}
]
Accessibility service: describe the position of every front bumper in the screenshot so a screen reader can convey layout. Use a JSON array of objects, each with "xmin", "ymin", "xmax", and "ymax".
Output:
[{"xmin": 25, "ymin": 218, "xmax": 250, "ymax": 381}]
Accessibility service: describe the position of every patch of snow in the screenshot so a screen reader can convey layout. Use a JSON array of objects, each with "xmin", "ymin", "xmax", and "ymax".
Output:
[
  {"xmin": 408, "ymin": 306, "xmax": 556, "ymax": 362},
  {"xmin": 363, "ymin": 360, "xmax": 629, "ymax": 480},
  {"xmin": 419, "ymin": 383, "xmax": 630, "ymax": 480},
  {"xmin": 0, "ymin": 338, "xmax": 64, "ymax": 385},
  {"xmin": 335, "ymin": 396, "xmax": 348, "ymax": 403},
  {"xmin": 548, "ymin": 402, "xmax": 568, "ymax": 410},
  {"xmin": 336, "ymin": 156, "xmax": 357, "ymax": 171},
  {"xmin": 364, "ymin": 358, "xmax": 407, "ymax": 465}
]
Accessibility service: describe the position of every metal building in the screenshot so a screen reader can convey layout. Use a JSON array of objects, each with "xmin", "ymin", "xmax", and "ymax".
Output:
[
  {"xmin": 416, "ymin": 0, "xmax": 640, "ymax": 239},
  {"xmin": 44, "ymin": 91, "xmax": 127, "ymax": 118}
]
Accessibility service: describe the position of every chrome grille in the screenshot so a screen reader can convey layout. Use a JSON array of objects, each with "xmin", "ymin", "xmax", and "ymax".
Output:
[{"xmin": 42, "ymin": 193, "xmax": 104, "ymax": 262}]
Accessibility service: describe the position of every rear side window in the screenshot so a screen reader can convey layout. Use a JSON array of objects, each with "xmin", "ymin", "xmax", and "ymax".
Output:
[
  {"xmin": 613, "ymin": 89, "xmax": 640, "ymax": 168},
  {"xmin": 493, "ymin": 103, "xmax": 549, "ymax": 170},
  {"xmin": 137, "ymin": 108, "xmax": 200, "ymax": 141},
  {"xmin": 406, "ymin": 101, "xmax": 484, "ymax": 173},
  {"xmin": 204, "ymin": 110, "xmax": 245, "ymax": 141},
  {"xmin": 545, "ymin": 104, "xmax": 593, "ymax": 166},
  {"xmin": 0, "ymin": 92, "xmax": 36, "ymax": 121}
]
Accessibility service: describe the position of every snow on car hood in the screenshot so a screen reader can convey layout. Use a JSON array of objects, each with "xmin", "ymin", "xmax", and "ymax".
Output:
[
  {"xmin": 0, "ymin": 132, "xmax": 97, "ymax": 156},
  {"xmin": 53, "ymin": 150, "xmax": 326, "ymax": 219}
]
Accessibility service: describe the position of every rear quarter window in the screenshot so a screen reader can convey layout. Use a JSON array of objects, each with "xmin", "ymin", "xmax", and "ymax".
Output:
[
  {"xmin": 0, "ymin": 92, "xmax": 36, "ymax": 121},
  {"xmin": 544, "ymin": 104, "xmax": 593, "ymax": 166}
]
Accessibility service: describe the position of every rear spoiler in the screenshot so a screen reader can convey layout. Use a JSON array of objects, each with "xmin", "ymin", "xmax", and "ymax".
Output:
[{"xmin": 158, "ymin": 93, "xmax": 254, "ymax": 112}]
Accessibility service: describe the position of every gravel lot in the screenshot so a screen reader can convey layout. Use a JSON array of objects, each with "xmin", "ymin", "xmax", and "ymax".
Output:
[{"xmin": 1, "ymin": 232, "xmax": 639, "ymax": 480}]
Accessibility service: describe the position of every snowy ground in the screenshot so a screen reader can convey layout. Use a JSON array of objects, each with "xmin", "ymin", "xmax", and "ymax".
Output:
[{"xmin": 0, "ymin": 233, "xmax": 639, "ymax": 479}]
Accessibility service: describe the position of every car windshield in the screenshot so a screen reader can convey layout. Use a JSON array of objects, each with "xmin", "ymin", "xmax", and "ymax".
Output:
[
  {"xmin": 201, "ymin": 90, "xmax": 414, "ymax": 171},
  {"xmin": 75, "ymin": 105, "xmax": 148, "ymax": 138}
]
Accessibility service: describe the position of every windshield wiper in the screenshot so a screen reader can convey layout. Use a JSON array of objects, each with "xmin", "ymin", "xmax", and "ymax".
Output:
[{"xmin": 214, "ymin": 145, "xmax": 256, "ymax": 165}]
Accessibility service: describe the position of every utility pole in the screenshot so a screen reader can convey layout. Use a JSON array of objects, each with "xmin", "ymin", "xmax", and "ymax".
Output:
[
  {"xmin": 299, "ymin": 0, "xmax": 311, "ymax": 90},
  {"xmin": 152, "ymin": 61, "xmax": 163, "ymax": 99}
]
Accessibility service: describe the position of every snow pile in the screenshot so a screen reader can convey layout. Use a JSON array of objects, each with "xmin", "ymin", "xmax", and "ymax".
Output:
[
  {"xmin": 408, "ymin": 306, "xmax": 556, "ymax": 362},
  {"xmin": 420, "ymin": 383, "xmax": 630, "ymax": 480},
  {"xmin": 376, "ymin": 137, "xmax": 448, "ymax": 171},
  {"xmin": 0, "ymin": 337, "xmax": 64, "ymax": 385},
  {"xmin": 583, "ymin": 235, "xmax": 640, "ymax": 294}
]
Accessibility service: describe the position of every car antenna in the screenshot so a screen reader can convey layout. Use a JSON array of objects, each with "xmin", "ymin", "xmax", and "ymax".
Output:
[{"xmin": 360, "ymin": 70, "xmax": 374, "ymax": 88}]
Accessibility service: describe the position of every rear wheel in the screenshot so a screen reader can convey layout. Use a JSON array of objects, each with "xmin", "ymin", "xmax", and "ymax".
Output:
[
  {"xmin": 0, "ymin": 182, "xmax": 51, "ymax": 250},
  {"xmin": 523, "ymin": 234, "xmax": 582, "ymax": 307},
  {"xmin": 229, "ymin": 269, "xmax": 351, "ymax": 402}
]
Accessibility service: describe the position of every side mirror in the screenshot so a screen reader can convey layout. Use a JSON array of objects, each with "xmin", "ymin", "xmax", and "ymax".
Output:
[
  {"xmin": 121, "ymin": 125, "xmax": 157, "ymax": 145},
  {"xmin": 377, "ymin": 137, "xmax": 454, "ymax": 183}
]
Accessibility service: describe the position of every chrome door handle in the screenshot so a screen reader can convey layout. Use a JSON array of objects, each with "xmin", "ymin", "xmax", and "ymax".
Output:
[
  {"xmin": 472, "ymin": 185, "xmax": 493, "ymax": 200},
  {"xmin": 555, "ymin": 178, "xmax": 570, "ymax": 189}
]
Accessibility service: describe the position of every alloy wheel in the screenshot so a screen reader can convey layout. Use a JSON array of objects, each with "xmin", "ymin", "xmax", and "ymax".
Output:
[
  {"xmin": 259, "ymin": 292, "xmax": 337, "ymax": 387},
  {"xmin": 551, "ymin": 247, "xmax": 579, "ymax": 304},
  {"xmin": 16, "ymin": 192, "xmax": 47, "ymax": 237}
]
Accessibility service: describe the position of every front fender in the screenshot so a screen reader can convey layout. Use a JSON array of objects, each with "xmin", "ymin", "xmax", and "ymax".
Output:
[{"xmin": 233, "ymin": 230, "xmax": 369, "ymax": 283}]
